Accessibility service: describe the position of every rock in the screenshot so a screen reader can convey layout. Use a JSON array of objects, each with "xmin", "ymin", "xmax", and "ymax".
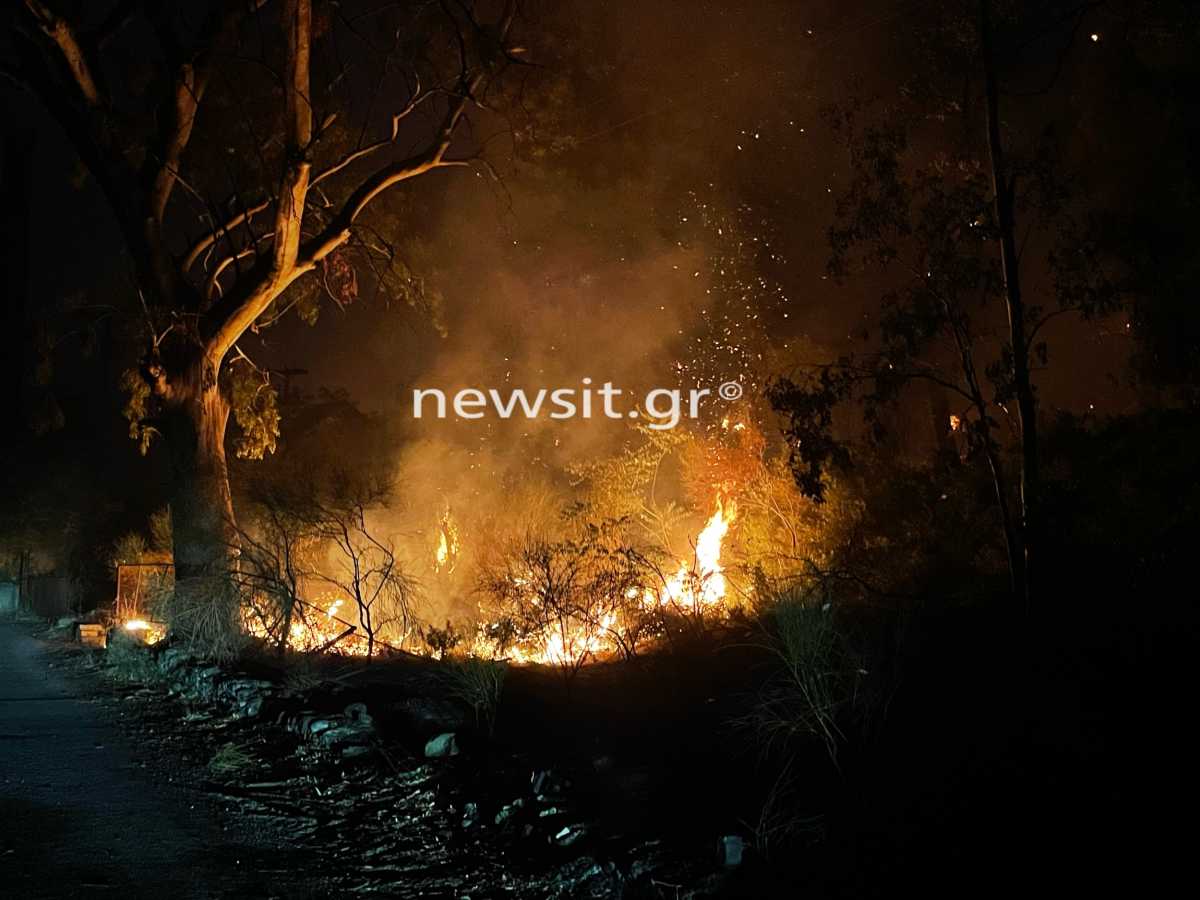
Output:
[
  {"xmin": 344, "ymin": 702, "xmax": 374, "ymax": 728},
  {"xmin": 156, "ymin": 648, "xmax": 192, "ymax": 675},
  {"xmin": 306, "ymin": 718, "xmax": 338, "ymax": 738},
  {"xmin": 718, "ymin": 835, "xmax": 745, "ymax": 868},
  {"xmin": 218, "ymin": 678, "xmax": 273, "ymax": 719},
  {"xmin": 424, "ymin": 732, "xmax": 459, "ymax": 758},
  {"xmin": 393, "ymin": 696, "xmax": 469, "ymax": 736},
  {"xmin": 316, "ymin": 725, "xmax": 370, "ymax": 749},
  {"xmin": 552, "ymin": 824, "xmax": 589, "ymax": 847},
  {"xmin": 494, "ymin": 798, "xmax": 525, "ymax": 825}
]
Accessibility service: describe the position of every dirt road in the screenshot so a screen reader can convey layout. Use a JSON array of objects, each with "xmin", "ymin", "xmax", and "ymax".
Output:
[{"xmin": 0, "ymin": 622, "xmax": 302, "ymax": 899}]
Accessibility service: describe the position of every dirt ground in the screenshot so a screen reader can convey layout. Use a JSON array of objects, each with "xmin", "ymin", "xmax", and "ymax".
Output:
[{"xmin": 0, "ymin": 622, "xmax": 317, "ymax": 899}]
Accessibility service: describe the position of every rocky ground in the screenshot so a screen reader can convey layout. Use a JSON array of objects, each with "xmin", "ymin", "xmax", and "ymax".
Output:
[{"xmin": 16, "ymin": 622, "xmax": 737, "ymax": 898}]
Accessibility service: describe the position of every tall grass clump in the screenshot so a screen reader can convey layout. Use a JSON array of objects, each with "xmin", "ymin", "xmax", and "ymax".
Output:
[
  {"xmin": 443, "ymin": 657, "xmax": 507, "ymax": 737},
  {"xmin": 156, "ymin": 574, "xmax": 248, "ymax": 663},
  {"xmin": 749, "ymin": 588, "xmax": 864, "ymax": 766}
]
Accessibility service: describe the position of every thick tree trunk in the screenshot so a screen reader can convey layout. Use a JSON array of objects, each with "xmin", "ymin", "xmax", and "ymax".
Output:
[{"xmin": 158, "ymin": 358, "xmax": 237, "ymax": 592}]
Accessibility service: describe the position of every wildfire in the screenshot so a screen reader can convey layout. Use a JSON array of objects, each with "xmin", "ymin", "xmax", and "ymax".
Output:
[
  {"xmin": 473, "ymin": 497, "xmax": 738, "ymax": 667},
  {"xmin": 652, "ymin": 497, "xmax": 737, "ymax": 610},
  {"xmin": 122, "ymin": 618, "xmax": 167, "ymax": 645},
  {"xmin": 434, "ymin": 510, "xmax": 460, "ymax": 574},
  {"xmin": 241, "ymin": 593, "xmax": 378, "ymax": 656}
]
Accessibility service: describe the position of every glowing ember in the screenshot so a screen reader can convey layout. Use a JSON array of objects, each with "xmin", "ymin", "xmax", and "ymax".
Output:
[{"xmin": 122, "ymin": 619, "xmax": 167, "ymax": 644}]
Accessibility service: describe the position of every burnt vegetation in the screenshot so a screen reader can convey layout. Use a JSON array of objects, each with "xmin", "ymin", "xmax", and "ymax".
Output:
[{"xmin": 2, "ymin": 0, "xmax": 1200, "ymax": 897}]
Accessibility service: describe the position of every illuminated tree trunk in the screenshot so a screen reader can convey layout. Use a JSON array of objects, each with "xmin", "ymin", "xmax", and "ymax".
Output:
[{"xmin": 156, "ymin": 356, "xmax": 237, "ymax": 597}]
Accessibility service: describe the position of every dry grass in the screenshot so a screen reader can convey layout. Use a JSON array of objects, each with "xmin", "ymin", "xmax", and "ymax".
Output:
[
  {"xmin": 156, "ymin": 574, "xmax": 248, "ymax": 662},
  {"xmin": 208, "ymin": 741, "xmax": 258, "ymax": 776},
  {"xmin": 443, "ymin": 657, "xmax": 507, "ymax": 736}
]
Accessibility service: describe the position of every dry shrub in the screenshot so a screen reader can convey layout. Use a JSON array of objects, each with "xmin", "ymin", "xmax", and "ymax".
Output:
[
  {"xmin": 208, "ymin": 741, "xmax": 257, "ymax": 776},
  {"xmin": 157, "ymin": 573, "xmax": 248, "ymax": 663},
  {"xmin": 442, "ymin": 657, "xmax": 507, "ymax": 736},
  {"xmin": 105, "ymin": 629, "xmax": 160, "ymax": 682}
]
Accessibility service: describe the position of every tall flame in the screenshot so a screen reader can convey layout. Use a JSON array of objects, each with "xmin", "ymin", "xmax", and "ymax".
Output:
[
  {"xmin": 434, "ymin": 510, "xmax": 460, "ymax": 574},
  {"xmin": 655, "ymin": 497, "xmax": 737, "ymax": 609}
]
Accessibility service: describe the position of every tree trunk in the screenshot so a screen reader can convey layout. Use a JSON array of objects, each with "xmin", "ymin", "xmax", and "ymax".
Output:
[
  {"xmin": 981, "ymin": 0, "xmax": 1037, "ymax": 610},
  {"xmin": 158, "ymin": 356, "xmax": 238, "ymax": 597}
]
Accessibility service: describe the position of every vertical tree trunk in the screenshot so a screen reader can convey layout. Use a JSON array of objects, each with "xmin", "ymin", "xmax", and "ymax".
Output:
[
  {"xmin": 981, "ymin": 0, "xmax": 1038, "ymax": 610},
  {"xmin": 160, "ymin": 358, "xmax": 238, "ymax": 601}
]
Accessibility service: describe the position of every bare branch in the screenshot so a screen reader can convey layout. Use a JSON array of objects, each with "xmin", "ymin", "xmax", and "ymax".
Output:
[
  {"xmin": 22, "ymin": 0, "xmax": 102, "ymax": 107},
  {"xmin": 184, "ymin": 198, "xmax": 273, "ymax": 274},
  {"xmin": 205, "ymin": 0, "xmax": 314, "ymax": 362}
]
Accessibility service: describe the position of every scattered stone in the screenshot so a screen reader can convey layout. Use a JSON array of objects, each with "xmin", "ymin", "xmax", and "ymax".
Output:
[
  {"xmin": 494, "ymin": 798, "xmax": 525, "ymax": 825},
  {"xmin": 552, "ymin": 824, "xmax": 589, "ymax": 847},
  {"xmin": 424, "ymin": 732, "xmax": 459, "ymax": 758}
]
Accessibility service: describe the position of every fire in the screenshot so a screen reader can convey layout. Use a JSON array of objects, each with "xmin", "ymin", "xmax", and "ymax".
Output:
[
  {"xmin": 473, "ymin": 497, "xmax": 737, "ymax": 666},
  {"xmin": 434, "ymin": 510, "xmax": 460, "ymax": 573},
  {"xmin": 122, "ymin": 618, "xmax": 167, "ymax": 644},
  {"xmin": 653, "ymin": 497, "xmax": 737, "ymax": 610},
  {"xmin": 241, "ymin": 593, "xmax": 379, "ymax": 656}
]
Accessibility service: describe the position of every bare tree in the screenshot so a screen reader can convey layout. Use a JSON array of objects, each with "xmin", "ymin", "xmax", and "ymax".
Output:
[
  {"xmin": 232, "ymin": 482, "xmax": 321, "ymax": 651},
  {"xmin": 311, "ymin": 481, "xmax": 418, "ymax": 658}
]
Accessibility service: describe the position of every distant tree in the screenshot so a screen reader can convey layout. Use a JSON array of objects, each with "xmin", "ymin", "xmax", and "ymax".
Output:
[{"xmin": 769, "ymin": 1, "xmax": 1116, "ymax": 608}]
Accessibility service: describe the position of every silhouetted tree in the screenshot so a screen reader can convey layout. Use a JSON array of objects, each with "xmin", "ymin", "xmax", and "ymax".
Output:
[{"xmin": 4, "ymin": 0, "xmax": 522, "ymax": 613}]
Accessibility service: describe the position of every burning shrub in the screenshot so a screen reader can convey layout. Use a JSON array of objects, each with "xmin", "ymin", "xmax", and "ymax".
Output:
[
  {"xmin": 420, "ymin": 619, "xmax": 468, "ymax": 659},
  {"xmin": 476, "ymin": 521, "xmax": 652, "ymax": 677}
]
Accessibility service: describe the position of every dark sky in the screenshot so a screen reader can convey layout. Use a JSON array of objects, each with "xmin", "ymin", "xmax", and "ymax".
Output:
[{"xmin": 8, "ymin": 0, "xmax": 1151, "ymax": 465}]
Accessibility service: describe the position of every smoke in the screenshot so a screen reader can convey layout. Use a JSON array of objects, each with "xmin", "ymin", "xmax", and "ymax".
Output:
[{"xmin": 258, "ymin": 0, "xmax": 885, "ymax": 623}]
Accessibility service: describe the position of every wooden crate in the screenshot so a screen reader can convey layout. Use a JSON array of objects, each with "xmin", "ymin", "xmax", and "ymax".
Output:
[{"xmin": 77, "ymin": 623, "xmax": 107, "ymax": 649}]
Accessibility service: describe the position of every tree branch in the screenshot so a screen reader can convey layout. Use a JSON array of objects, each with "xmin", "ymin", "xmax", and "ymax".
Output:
[{"xmin": 22, "ymin": 0, "xmax": 102, "ymax": 107}]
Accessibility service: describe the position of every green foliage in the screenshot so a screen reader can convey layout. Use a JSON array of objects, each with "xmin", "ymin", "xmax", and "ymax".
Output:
[
  {"xmin": 104, "ymin": 630, "xmax": 161, "ymax": 683},
  {"xmin": 149, "ymin": 507, "xmax": 172, "ymax": 554},
  {"xmin": 158, "ymin": 575, "xmax": 246, "ymax": 663},
  {"xmin": 230, "ymin": 366, "xmax": 280, "ymax": 460},
  {"xmin": 118, "ymin": 368, "xmax": 157, "ymax": 455}
]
